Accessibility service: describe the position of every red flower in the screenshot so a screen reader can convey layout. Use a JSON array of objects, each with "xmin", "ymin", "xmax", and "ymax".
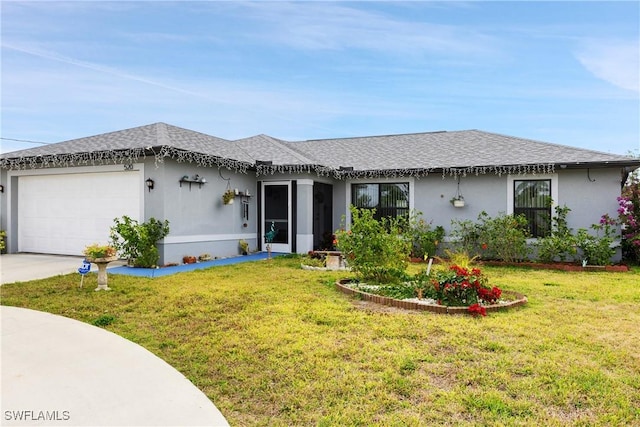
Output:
[
  {"xmin": 481, "ymin": 243, "xmax": 488, "ymax": 250},
  {"xmin": 468, "ymin": 303, "xmax": 486, "ymax": 317},
  {"xmin": 450, "ymin": 265, "xmax": 469, "ymax": 277}
]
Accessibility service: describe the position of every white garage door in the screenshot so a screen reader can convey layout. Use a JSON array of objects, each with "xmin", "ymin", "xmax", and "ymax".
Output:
[{"xmin": 18, "ymin": 171, "xmax": 141, "ymax": 255}]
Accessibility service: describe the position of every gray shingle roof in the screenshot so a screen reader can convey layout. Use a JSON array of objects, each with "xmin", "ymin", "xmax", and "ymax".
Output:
[
  {"xmin": 2, "ymin": 123, "xmax": 638, "ymax": 176},
  {"xmin": 289, "ymin": 129, "xmax": 636, "ymax": 170},
  {"xmin": 1, "ymin": 123, "xmax": 253, "ymax": 163}
]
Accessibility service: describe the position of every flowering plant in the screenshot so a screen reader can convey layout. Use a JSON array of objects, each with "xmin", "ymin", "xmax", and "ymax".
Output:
[
  {"xmin": 617, "ymin": 176, "xmax": 640, "ymax": 261},
  {"xmin": 468, "ymin": 303, "xmax": 487, "ymax": 317},
  {"xmin": 83, "ymin": 243, "xmax": 117, "ymax": 259},
  {"xmin": 432, "ymin": 265, "xmax": 502, "ymax": 315}
]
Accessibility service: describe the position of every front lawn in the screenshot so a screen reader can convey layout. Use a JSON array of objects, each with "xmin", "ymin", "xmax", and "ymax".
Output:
[{"xmin": 1, "ymin": 257, "xmax": 639, "ymax": 426}]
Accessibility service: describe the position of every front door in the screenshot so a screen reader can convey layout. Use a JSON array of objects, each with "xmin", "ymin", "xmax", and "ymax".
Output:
[
  {"xmin": 262, "ymin": 182, "xmax": 291, "ymax": 253},
  {"xmin": 313, "ymin": 182, "xmax": 334, "ymax": 250}
]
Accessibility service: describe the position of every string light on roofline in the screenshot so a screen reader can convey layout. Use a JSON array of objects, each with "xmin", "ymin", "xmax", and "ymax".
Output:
[{"xmin": 0, "ymin": 146, "xmax": 555, "ymax": 178}]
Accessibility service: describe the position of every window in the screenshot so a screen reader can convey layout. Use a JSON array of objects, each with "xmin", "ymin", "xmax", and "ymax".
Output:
[
  {"xmin": 351, "ymin": 183, "xmax": 409, "ymax": 221},
  {"xmin": 513, "ymin": 179, "xmax": 551, "ymax": 237}
]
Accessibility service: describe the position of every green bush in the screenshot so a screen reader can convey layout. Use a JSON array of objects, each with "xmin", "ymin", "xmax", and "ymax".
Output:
[
  {"xmin": 401, "ymin": 211, "xmax": 445, "ymax": 259},
  {"xmin": 449, "ymin": 218, "xmax": 481, "ymax": 257},
  {"xmin": 575, "ymin": 215, "xmax": 618, "ymax": 266},
  {"xmin": 477, "ymin": 211, "xmax": 530, "ymax": 262},
  {"xmin": 451, "ymin": 212, "xmax": 530, "ymax": 262},
  {"xmin": 536, "ymin": 205, "xmax": 618, "ymax": 266},
  {"xmin": 536, "ymin": 205, "xmax": 577, "ymax": 263},
  {"xmin": 335, "ymin": 206, "xmax": 411, "ymax": 284},
  {"xmin": 110, "ymin": 216, "xmax": 170, "ymax": 268}
]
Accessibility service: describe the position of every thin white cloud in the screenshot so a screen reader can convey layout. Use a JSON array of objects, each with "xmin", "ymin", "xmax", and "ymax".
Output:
[
  {"xmin": 218, "ymin": 2, "xmax": 500, "ymax": 58},
  {"xmin": 2, "ymin": 42, "xmax": 208, "ymax": 98},
  {"xmin": 575, "ymin": 39, "xmax": 640, "ymax": 94}
]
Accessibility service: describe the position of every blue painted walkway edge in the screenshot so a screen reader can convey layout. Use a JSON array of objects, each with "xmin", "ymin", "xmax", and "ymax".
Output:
[{"xmin": 108, "ymin": 252, "xmax": 285, "ymax": 278}]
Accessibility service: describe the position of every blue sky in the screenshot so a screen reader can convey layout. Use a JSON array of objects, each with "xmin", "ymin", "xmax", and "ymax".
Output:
[{"xmin": 1, "ymin": 1, "xmax": 639, "ymax": 155}]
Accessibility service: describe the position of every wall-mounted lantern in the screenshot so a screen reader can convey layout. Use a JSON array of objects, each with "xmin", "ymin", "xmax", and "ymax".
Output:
[{"xmin": 145, "ymin": 178, "xmax": 155, "ymax": 192}]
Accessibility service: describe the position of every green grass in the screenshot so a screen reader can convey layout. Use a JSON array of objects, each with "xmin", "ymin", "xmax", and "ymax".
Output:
[{"xmin": 2, "ymin": 257, "xmax": 639, "ymax": 426}]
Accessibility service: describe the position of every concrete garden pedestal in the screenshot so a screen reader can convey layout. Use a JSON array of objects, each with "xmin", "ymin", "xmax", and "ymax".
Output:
[{"xmin": 87, "ymin": 256, "xmax": 118, "ymax": 291}]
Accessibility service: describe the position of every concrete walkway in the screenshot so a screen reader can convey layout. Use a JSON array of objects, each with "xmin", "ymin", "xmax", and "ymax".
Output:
[
  {"xmin": 1, "ymin": 254, "xmax": 233, "ymax": 426},
  {"xmin": 1, "ymin": 306, "xmax": 229, "ymax": 426}
]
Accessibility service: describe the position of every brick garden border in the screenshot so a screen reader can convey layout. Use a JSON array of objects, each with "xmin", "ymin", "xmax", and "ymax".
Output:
[{"xmin": 336, "ymin": 279, "xmax": 527, "ymax": 315}]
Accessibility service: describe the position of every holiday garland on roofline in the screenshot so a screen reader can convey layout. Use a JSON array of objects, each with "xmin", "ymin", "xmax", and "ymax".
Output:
[
  {"xmin": 257, "ymin": 162, "xmax": 556, "ymax": 179},
  {"xmin": 1, "ymin": 146, "xmax": 555, "ymax": 178},
  {"xmin": 0, "ymin": 146, "xmax": 253, "ymax": 174}
]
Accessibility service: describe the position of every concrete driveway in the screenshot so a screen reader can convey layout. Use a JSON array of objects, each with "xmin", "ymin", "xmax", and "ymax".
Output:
[{"xmin": 0, "ymin": 254, "xmax": 88, "ymax": 284}]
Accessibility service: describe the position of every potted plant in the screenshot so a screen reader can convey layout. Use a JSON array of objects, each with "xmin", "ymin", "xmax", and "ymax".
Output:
[
  {"xmin": 239, "ymin": 239, "xmax": 249, "ymax": 255},
  {"xmin": 83, "ymin": 243, "xmax": 118, "ymax": 291},
  {"xmin": 198, "ymin": 253, "xmax": 212, "ymax": 261},
  {"xmin": 183, "ymin": 255, "xmax": 197, "ymax": 264},
  {"xmin": 223, "ymin": 189, "xmax": 235, "ymax": 205},
  {"xmin": 83, "ymin": 243, "xmax": 117, "ymax": 261},
  {"xmin": 450, "ymin": 196, "xmax": 465, "ymax": 208}
]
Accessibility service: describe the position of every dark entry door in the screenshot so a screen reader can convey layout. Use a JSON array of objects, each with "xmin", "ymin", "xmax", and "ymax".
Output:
[{"xmin": 262, "ymin": 182, "xmax": 291, "ymax": 252}]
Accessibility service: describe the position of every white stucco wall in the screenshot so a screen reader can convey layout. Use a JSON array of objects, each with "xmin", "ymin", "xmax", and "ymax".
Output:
[{"xmin": 148, "ymin": 159, "xmax": 258, "ymax": 264}]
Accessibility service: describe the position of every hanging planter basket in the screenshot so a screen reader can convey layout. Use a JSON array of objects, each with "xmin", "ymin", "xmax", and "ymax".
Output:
[
  {"xmin": 223, "ymin": 190, "xmax": 235, "ymax": 205},
  {"xmin": 451, "ymin": 197, "xmax": 465, "ymax": 208},
  {"xmin": 451, "ymin": 176, "xmax": 465, "ymax": 207}
]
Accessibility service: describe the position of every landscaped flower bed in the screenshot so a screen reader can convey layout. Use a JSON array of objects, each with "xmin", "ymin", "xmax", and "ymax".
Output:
[{"xmin": 336, "ymin": 278, "xmax": 527, "ymax": 315}]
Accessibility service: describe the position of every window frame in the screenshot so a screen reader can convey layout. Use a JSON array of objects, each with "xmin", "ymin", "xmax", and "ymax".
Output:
[
  {"xmin": 345, "ymin": 178, "xmax": 414, "ymax": 225},
  {"xmin": 507, "ymin": 173, "xmax": 558, "ymax": 239}
]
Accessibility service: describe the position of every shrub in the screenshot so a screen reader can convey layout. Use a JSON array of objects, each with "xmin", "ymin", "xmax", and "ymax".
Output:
[
  {"xmin": 401, "ymin": 211, "xmax": 445, "ymax": 259},
  {"xmin": 0, "ymin": 230, "xmax": 6, "ymax": 252},
  {"xmin": 110, "ymin": 216, "xmax": 170, "ymax": 268},
  {"xmin": 335, "ymin": 206, "xmax": 411, "ymax": 284},
  {"xmin": 536, "ymin": 205, "xmax": 577, "ymax": 263},
  {"xmin": 575, "ymin": 215, "xmax": 618, "ymax": 266},
  {"xmin": 452, "ymin": 212, "xmax": 530, "ymax": 262},
  {"xmin": 476, "ymin": 211, "xmax": 530, "ymax": 262},
  {"xmin": 449, "ymin": 218, "xmax": 482, "ymax": 257}
]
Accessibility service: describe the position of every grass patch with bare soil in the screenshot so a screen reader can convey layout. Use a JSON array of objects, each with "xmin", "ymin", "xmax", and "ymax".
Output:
[{"xmin": 1, "ymin": 257, "xmax": 639, "ymax": 426}]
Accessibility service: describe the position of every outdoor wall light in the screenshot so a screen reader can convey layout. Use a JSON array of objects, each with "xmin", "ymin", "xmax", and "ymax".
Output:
[
  {"xmin": 145, "ymin": 178, "xmax": 155, "ymax": 192},
  {"xmin": 0, "ymin": 184, "xmax": 4, "ymax": 193}
]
